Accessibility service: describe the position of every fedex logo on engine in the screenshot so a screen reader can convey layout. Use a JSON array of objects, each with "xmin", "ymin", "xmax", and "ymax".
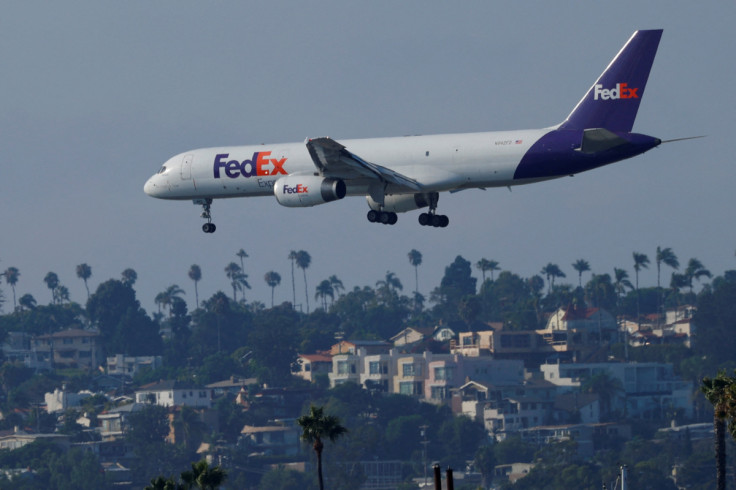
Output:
[
  {"xmin": 593, "ymin": 83, "xmax": 639, "ymax": 101},
  {"xmin": 282, "ymin": 184, "xmax": 308, "ymax": 194},
  {"xmin": 213, "ymin": 152, "xmax": 288, "ymax": 179}
]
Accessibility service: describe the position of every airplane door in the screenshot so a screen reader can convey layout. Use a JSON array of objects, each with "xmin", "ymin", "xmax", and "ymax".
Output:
[{"xmin": 181, "ymin": 154, "xmax": 193, "ymax": 180}]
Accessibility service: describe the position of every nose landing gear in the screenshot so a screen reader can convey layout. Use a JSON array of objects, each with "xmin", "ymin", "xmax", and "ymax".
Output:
[{"xmin": 194, "ymin": 199, "xmax": 216, "ymax": 233}]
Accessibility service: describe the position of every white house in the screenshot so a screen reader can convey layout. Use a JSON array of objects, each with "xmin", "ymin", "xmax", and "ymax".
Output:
[{"xmin": 135, "ymin": 380, "xmax": 211, "ymax": 408}]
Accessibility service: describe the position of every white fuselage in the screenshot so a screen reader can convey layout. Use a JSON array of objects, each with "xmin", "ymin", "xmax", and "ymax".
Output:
[{"xmin": 144, "ymin": 128, "xmax": 551, "ymax": 201}]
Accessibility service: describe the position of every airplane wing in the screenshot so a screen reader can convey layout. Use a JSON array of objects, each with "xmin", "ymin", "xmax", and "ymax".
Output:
[{"xmin": 306, "ymin": 137, "xmax": 423, "ymax": 191}]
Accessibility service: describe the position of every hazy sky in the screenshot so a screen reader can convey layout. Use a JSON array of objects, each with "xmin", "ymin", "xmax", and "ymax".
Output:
[{"xmin": 2, "ymin": 2, "xmax": 734, "ymax": 314}]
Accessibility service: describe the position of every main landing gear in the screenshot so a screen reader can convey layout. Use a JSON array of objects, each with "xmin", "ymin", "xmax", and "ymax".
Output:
[
  {"xmin": 418, "ymin": 212, "xmax": 449, "ymax": 228},
  {"xmin": 367, "ymin": 210, "xmax": 398, "ymax": 225},
  {"xmin": 195, "ymin": 199, "xmax": 216, "ymax": 233}
]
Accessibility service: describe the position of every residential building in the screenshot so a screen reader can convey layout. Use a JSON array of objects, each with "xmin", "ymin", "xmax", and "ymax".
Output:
[
  {"xmin": 293, "ymin": 353, "xmax": 332, "ymax": 383},
  {"xmin": 135, "ymin": 380, "xmax": 211, "ymax": 408},
  {"xmin": 32, "ymin": 328, "xmax": 103, "ymax": 370},
  {"xmin": 240, "ymin": 422, "xmax": 300, "ymax": 456},
  {"xmin": 44, "ymin": 386, "xmax": 94, "ymax": 413},
  {"xmin": 107, "ymin": 354, "xmax": 162, "ymax": 377},
  {"xmin": 540, "ymin": 361, "xmax": 694, "ymax": 418}
]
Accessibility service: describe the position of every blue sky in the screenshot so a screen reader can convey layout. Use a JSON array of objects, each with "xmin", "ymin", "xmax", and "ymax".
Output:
[{"xmin": 1, "ymin": 2, "xmax": 734, "ymax": 313}]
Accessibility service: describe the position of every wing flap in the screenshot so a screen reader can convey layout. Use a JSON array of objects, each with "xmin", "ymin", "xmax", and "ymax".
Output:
[{"xmin": 306, "ymin": 137, "xmax": 422, "ymax": 191}]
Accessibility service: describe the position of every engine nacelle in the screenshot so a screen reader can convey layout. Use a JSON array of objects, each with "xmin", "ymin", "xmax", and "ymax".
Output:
[
  {"xmin": 367, "ymin": 192, "xmax": 438, "ymax": 213},
  {"xmin": 274, "ymin": 175, "xmax": 346, "ymax": 207}
]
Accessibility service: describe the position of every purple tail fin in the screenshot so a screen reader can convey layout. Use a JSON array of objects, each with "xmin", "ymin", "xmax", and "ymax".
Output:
[{"xmin": 560, "ymin": 30, "xmax": 662, "ymax": 132}]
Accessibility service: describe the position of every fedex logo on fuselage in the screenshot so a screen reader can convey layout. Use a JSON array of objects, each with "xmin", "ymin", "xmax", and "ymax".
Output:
[
  {"xmin": 213, "ymin": 152, "xmax": 288, "ymax": 179},
  {"xmin": 593, "ymin": 83, "xmax": 639, "ymax": 101}
]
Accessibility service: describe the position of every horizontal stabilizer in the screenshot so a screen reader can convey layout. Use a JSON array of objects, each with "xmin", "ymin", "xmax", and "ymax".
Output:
[{"xmin": 579, "ymin": 128, "xmax": 628, "ymax": 153}]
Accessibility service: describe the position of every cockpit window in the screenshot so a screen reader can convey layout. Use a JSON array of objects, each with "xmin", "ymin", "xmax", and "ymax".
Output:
[{"xmin": 158, "ymin": 165, "xmax": 167, "ymax": 174}]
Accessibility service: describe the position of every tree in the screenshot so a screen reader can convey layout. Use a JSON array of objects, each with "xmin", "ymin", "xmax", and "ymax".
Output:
[
  {"xmin": 76, "ymin": 263, "xmax": 92, "ymax": 300},
  {"xmin": 18, "ymin": 293, "xmax": 36, "ymax": 311},
  {"xmin": 685, "ymin": 257, "xmax": 712, "ymax": 294},
  {"xmin": 328, "ymin": 275, "xmax": 344, "ymax": 299},
  {"xmin": 3, "ymin": 266, "xmax": 20, "ymax": 311},
  {"xmin": 315, "ymin": 280, "xmax": 334, "ymax": 311},
  {"xmin": 474, "ymin": 445, "xmax": 496, "ymax": 489},
  {"xmin": 656, "ymin": 246, "xmax": 679, "ymax": 290},
  {"xmin": 476, "ymin": 258, "xmax": 500, "ymax": 285},
  {"xmin": 264, "ymin": 271, "xmax": 281, "ymax": 307},
  {"xmin": 122, "ymin": 268, "xmax": 138, "ymax": 287},
  {"xmin": 156, "ymin": 284, "xmax": 185, "ymax": 317},
  {"xmin": 376, "ymin": 271, "xmax": 403, "ymax": 298},
  {"xmin": 572, "ymin": 259, "xmax": 590, "ymax": 288},
  {"xmin": 188, "ymin": 265, "xmax": 202, "ymax": 309},
  {"xmin": 236, "ymin": 248, "xmax": 248, "ymax": 270},
  {"xmin": 288, "ymin": 250, "xmax": 298, "ymax": 308},
  {"xmin": 295, "ymin": 250, "xmax": 312, "ymax": 313},
  {"xmin": 298, "ymin": 405, "xmax": 348, "ymax": 490},
  {"xmin": 180, "ymin": 460, "xmax": 228, "ymax": 490},
  {"xmin": 632, "ymin": 252, "xmax": 650, "ymax": 326},
  {"xmin": 540, "ymin": 263, "xmax": 566, "ymax": 295},
  {"xmin": 408, "ymin": 249, "xmax": 423, "ymax": 295},
  {"xmin": 701, "ymin": 371, "xmax": 736, "ymax": 490},
  {"xmin": 43, "ymin": 271, "xmax": 60, "ymax": 304},
  {"xmin": 224, "ymin": 262, "xmax": 249, "ymax": 302}
]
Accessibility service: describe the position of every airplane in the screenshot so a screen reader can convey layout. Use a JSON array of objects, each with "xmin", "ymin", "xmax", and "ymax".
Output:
[{"xmin": 145, "ymin": 29, "xmax": 668, "ymax": 233}]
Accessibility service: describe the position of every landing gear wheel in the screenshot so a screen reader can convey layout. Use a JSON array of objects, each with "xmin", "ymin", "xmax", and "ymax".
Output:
[
  {"xmin": 202, "ymin": 223, "xmax": 216, "ymax": 234},
  {"xmin": 439, "ymin": 215, "xmax": 449, "ymax": 227},
  {"xmin": 379, "ymin": 212, "xmax": 391, "ymax": 224},
  {"xmin": 387, "ymin": 212, "xmax": 398, "ymax": 225},
  {"xmin": 367, "ymin": 210, "xmax": 379, "ymax": 223},
  {"xmin": 418, "ymin": 213, "xmax": 430, "ymax": 226}
]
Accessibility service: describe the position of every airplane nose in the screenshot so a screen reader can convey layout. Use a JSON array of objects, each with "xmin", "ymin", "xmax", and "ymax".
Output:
[{"xmin": 144, "ymin": 176, "xmax": 161, "ymax": 197}]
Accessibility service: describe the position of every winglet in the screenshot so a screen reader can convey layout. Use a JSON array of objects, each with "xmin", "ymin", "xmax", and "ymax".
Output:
[{"xmin": 560, "ymin": 29, "xmax": 663, "ymax": 132}]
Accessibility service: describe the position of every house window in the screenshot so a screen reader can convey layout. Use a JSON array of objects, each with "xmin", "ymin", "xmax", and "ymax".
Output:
[
  {"xmin": 402, "ymin": 363, "xmax": 422, "ymax": 377},
  {"xmin": 431, "ymin": 386, "xmax": 448, "ymax": 399},
  {"xmin": 399, "ymin": 382, "xmax": 414, "ymax": 395},
  {"xmin": 337, "ymin": 361, "xmax": 354, "ymax": 375},
  {"xmin": 434, "ymin": 366, "xmax": 455, "ymax": 381},
  {"xmin": 369, "ymin": 361, "xmax": 381, "ymax": 375}
]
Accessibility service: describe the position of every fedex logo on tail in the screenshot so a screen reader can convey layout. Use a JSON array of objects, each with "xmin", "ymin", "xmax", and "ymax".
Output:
[
  {"xmin": 214, "ymin": 152, "xmax": 288, "ymax": 179},
  {"xmin": 593, "ymin": 83, "xmax": 639, "ymax": 101}
]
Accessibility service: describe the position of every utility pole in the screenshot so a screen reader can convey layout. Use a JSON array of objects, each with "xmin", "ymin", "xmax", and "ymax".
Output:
[{"xmin": 420, "ymin": 425, "xmax": 429, "ymax": 486}]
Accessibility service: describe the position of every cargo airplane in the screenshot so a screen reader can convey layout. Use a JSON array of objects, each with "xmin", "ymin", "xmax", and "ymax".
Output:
[{"xmin": 145, "ymin": 30, "xmax": 670, "ymax": 233}]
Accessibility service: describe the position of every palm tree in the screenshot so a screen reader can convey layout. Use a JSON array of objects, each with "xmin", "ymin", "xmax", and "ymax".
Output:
[
  {"xmin": 236, "ymin": 248, "xmax": 249, "ymax": 271},
  {"xmin": 121, "ymin": 268, "xmax": 137, "ymax": 287},
  {"xmin": 224, "ymin": 262, "xmax": 243, "ymax": 302},
  {"xmin": 655, "ymin": 247, "xmax": 679, "ymax": 290},
  {"xmin": 632, "ymin": 252, "xmax": 650, "ymax": 326},
  {"xmin": 76, "ymin": 263, "xmax": 92, "ymax": 300},
  {"xmin": 288, "ymin": 250, "xmax": 298, "ymax": 308},
  {"xmin": 315, "ymin": 280, "xmax": 334, "ymax": 311},
  {"xmin": 701, "ymin": 371, "xmax": 736, "ymax": 490},
  {"xmin": 18, "ymin": 294, "xmax": 36, "ymax": 311},
  {"xmin": 476, "ymin": 259, "xmax": 500, "ymax": 284},
  {"xmin": 571, "ymin": 259, "xmax": 590, "ymax": 289},
  {"xmin": 408, "ymin": 249, "xmax": 423, "ymax": 295},
  {"xmin": 295, "ymin": 250, "xmax": 311, "ymax": 313},
  {"xmin": 264, "ymin": 271, "xmax": 281, "ymax": 307},
  {"xmin": 44, "ymin": 272, "xmax": 60, "ymax": 304},
  {"xmin": 613, "ymin": 268, "xmax": 633, "ymax": 302},
  {"xmin": 180, "ymin": 460, "xmax": 227, "ymax": 490},
  {"xmin": 157, "ymin": 284, "xmax": 185, "ymax": 316},
  {"xmin": 328, "ymin": 275, "xmax": 344, "ymax": 301},
  {"xmin": 540, "ymin": 263, "xmax": 566, "ymax": 295},
  {"xmin": 57, "ymin": 285, "xmax": 70, "ymax": 304},
  {"xmin": 188, "ymin": 265, "xmax": 202, "ymax": 309},
  {"xmin": 297, "ymin": 405, "xmax": 348, "ymax": 490},
  {"xmin": 376, "ymin": 271, "xmax": 403, "ymax": 294},
  {"xmin": 3, "ymin": 267, "xmax": 20, "ymax": 311},
  {"xmin": 685, "ymin": 257, "xmax": 712, "ymax": 294}
]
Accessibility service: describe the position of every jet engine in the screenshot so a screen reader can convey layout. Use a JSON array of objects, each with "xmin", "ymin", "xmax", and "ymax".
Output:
[
  {"xmin": 274, "ymin": 175, "xmax": 346, "ymax": 207},
  {"xmin": 366, "ymin": 192, "xmax": 438, "ymax": 213}
]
